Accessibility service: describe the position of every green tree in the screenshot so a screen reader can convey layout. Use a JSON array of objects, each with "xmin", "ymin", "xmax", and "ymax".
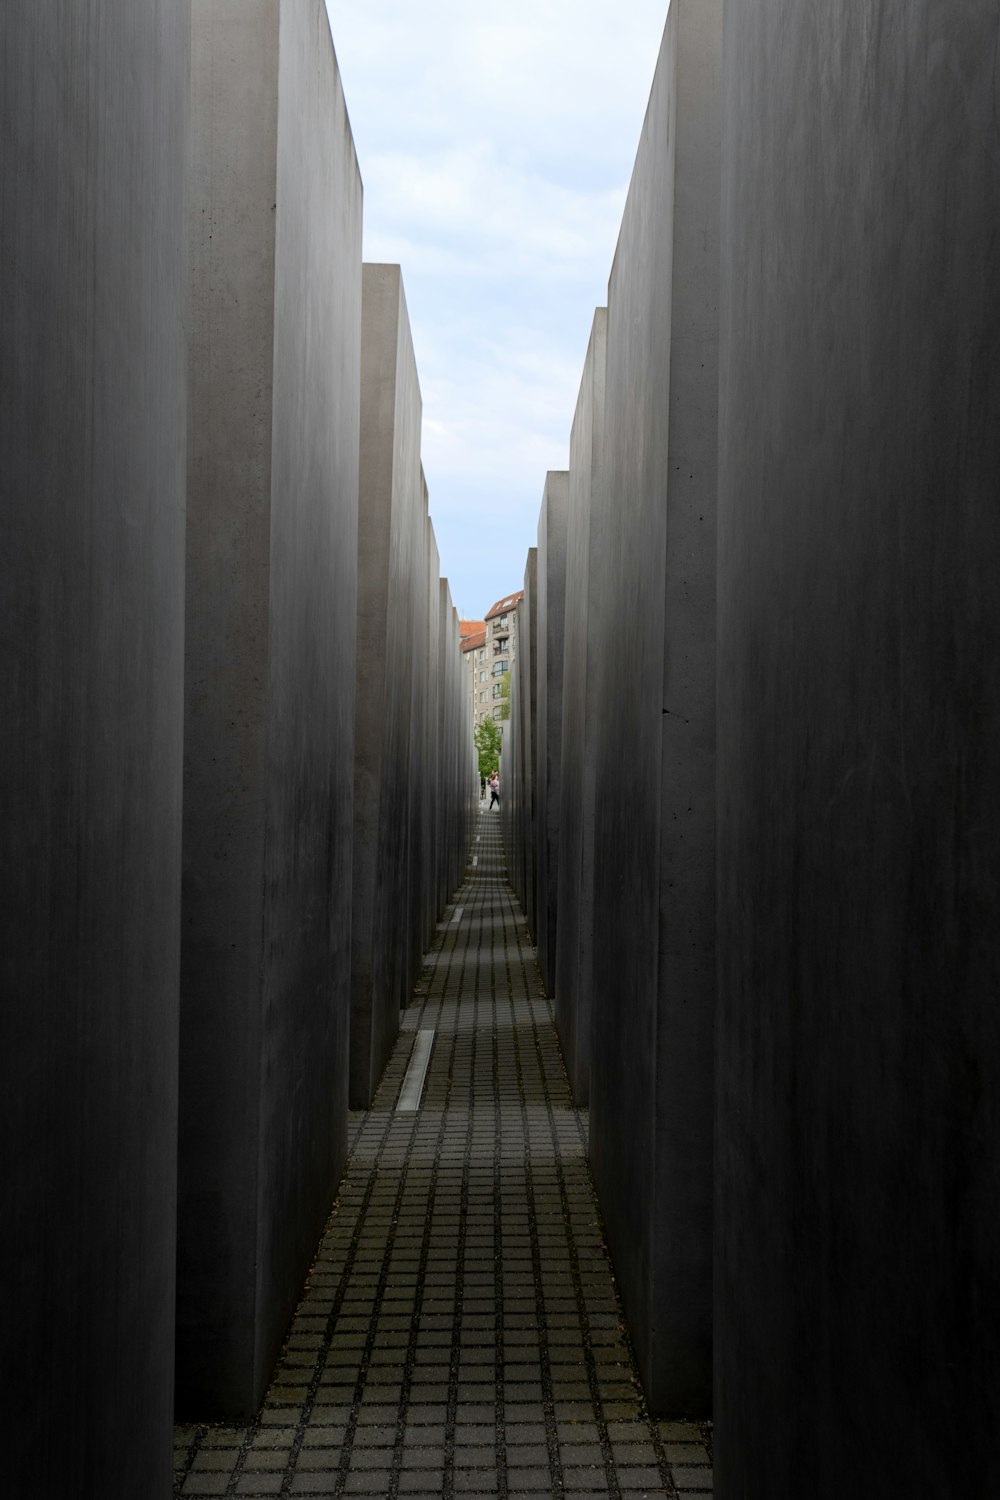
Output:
[
  {"xmin": 474, "ymin": 716, "xmax": 502, "ymax": 780},
  {"xmin": 498, "ymin": 673, "xmax": 511, "ymax": 721}
]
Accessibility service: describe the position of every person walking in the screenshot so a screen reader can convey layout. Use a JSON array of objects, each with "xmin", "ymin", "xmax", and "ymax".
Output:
[{"xmin": 489, "ymin": 772, "xmax": 500, "ymax": 809}]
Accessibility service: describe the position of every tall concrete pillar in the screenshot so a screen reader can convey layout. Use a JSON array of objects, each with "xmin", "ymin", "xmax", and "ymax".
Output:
[
  {"xmin": 520, "ymin": 549, "xmax": 539, "ymax": 935},
  {"xmin": 555, "ymin": 311, "xmax": 607, "ymax": 1106},
  {"xmin": 505, "ymin": 602, "xmax": 523, "ymax": 901},
  {"xmin": 716, "ymin": 0, "xmax": 1000, "ymax": 1491},
  {"xmin": 0, "ymin": 2, "xmax": 188, "ymax": 1492},
  {"xmin": 404, "ymin": 473, "xmax": 431, "ymax": 1004},
  {"xmin": 177, "ymin": 0, "xmax": 361, "ymax": 1417},
  {"xmin": 590, "ymin": 0, "xmax": 721, "ymax": 1418},
  {"xmin": 500, "ymin": 718, "xmax": 514, "ymax": 861},
  {"xmin": 351, "ymin": 263, "xmax": 423, "ymax": 1105},
  {"xmin": 534, "ymin": 474, "xmax": 570, "ymax": 996},
  {"xmin": 437, "ymin": 580, "xmax": 455, "ymax": 916},
  {"xmin": 424, "ymin": 524, "xmax": 442, "ymax": 949},
  {"xmin": 449, "ymin": 600, "xmax": 473, "ymax": 888}
]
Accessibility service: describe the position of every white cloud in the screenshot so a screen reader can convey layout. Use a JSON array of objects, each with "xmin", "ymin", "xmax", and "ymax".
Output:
[{"xmin": 325, "ymin": 0, "xmax": 668, "ymax": 615}]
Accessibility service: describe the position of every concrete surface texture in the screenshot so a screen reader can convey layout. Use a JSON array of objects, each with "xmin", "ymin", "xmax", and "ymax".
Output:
[
  {"xmin": 400, "ymin": 478, "xmax": 421, "ymax": 1008},
  {"xmin": 503, "ymin": 593, "xmax": 530, "ymax": 917},
  {"xmin": 499, "ymin": 686, "xmax": 516, "ymax": 866},
  {"xmin": 521, "ymin": 549, "xmax": 539, "ymax": 935},
  {"xmin": 502, "ymin": 621, "xmax": 518, "ymax": 894},
  {"xmin": 590, "ymin": 0, "xmax": 720, "ymax": 1418},
  {"xmin": 177, "ymin": 0, "xmax": 362, "ymax": 1419},
  {"xmin": 716, "ymin": 0, "xmax": 1000, "ymax": 1492},
  {"xmin": 446, "ymin": 590, "xmax": 476, "ymax": 908},
  {"xmin": 437, "ymin": 582, "xmax": 471, "ymax": 917},
  {"xmin": 0, "ymin": 2, "xmax": 189, "ymax": 1493},
  {"xmin": 351, "ymin": 264, "xmax": 423, "ymax": 1109},
  {"xmin": 422, "ymin": 522, "xmax": 442, "ymax": 948},
  {"xmin": 554, "ymin": 309, "xmax": 607, "ymax": 1109},
  {"xmin": 174, "ymin": 812, "xmax": 714, "ymax": 1497},
  {"xmin": 533, "ymin": 474, "xmax": 570, "ymax": 997},
  {"xmin": 404, "ymin": 475, "xmax": 432, "ymax": 1008}
]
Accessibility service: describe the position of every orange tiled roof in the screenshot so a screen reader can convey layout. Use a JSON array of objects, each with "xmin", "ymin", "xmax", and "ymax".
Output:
[
  {"xmin": 484, "ymin": 590, "xmax": 524, "ymax": 622},
  {"xmin": 460, "ymin": 619, "xmax": 486, "ymax": 638},
  {"xmin": 461, "ymin": 629, "xmax": 487, "ymax": 654}
]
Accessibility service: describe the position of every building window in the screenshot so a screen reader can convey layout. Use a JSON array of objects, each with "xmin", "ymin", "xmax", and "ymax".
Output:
[
  {"xmin": 478, "ymin": 648, "xmax": 486, "ymax": 661},
  {"xmin": 479, "ymin": 670, "xmax": 487, "ymax": 682},
  {"xmin": 492, "ymin": 661, "xmax": 509, "ymax": 677},
  {"xmin": 498, "ymin": 614, "xmax": 508, "ymax": 630}
]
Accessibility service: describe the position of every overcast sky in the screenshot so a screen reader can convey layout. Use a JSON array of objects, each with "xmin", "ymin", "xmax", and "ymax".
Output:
[{"xmin": 324, "ymin": 0, "xmax": 668, "ymax": 620}]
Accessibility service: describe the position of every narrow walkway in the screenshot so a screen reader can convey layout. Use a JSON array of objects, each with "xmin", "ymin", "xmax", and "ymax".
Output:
[{"xmin": 174, "ymin": 810, "xmax": 713, "ymax": 1498}]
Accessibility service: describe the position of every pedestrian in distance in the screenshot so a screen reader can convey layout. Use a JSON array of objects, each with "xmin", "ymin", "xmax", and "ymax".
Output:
[{"xmin": 489, "ymin": 772, "xmax": 500, "ymax": 809}]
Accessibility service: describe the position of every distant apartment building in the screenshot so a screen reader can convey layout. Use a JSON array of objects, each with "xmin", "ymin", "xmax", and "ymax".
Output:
[
  {"xmin": 459, "ymin": 619, "xmax": 486, "ymax": 729},
  {"xmin": 462, "ymin": 590, "xmax": 524, "ymax": 732}
]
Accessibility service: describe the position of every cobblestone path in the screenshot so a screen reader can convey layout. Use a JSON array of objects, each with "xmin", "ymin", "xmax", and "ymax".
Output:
[{"xmin": 174, "ymin": 809, "xmax": 713, "ymax": 1498}]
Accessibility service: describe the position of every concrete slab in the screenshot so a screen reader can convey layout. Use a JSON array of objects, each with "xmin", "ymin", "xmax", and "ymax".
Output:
[
  {"xmin": 534, "ymin": 473, "xmax": 570, "ymax": 996},
  {"xmin": 505, "ymin": 599, "xmax": 525, "ymax": 906},
  {"xmin": 555, "ymin": 310, "xmax": 607, "ymax": 1107},
  {"xmin": 177, "ymin": 0, "xmax": 361, "ymax": 1418},
  {"xmin": 716, "ymin": 0, "xmax": 1000, "ymax": 1490},
  {"xmin": 521, "ymin": 549, "xmax": 539, "ymax": 936},
  {"xmin": 0, "ymin": 2, "xmax": 188, "ymax": 1491},
  {"xmin": 423, "ymin": 521, "xmax": 442, "ymax": 950},
  {"xmin": 589, "ymin": 0, "xmax": 720, "ymax": 1418},
  {"xmin": 437, "ymin": 580, "xmax": 455, "ymax": 915},
  {"xmin": 351, "ymin": 264, "xmax": 423, "ymax": 1107},
  {"xmin": 500, "ymin": 719, "xmax": 513, "ymax": 857},
  {"xmin": 403, "ymin": 473, "xmax": 431, "ymax": 1007}
]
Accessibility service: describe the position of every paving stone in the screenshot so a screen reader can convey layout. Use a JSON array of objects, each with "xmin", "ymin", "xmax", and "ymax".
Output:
[
  {"xmin": 657, "ymin": 1420, "xmax": 703, "ymax": 1442},
  {"xmin": 181, "ymin": 1476, "xmax": 231, "ymax": 1496},
  {"xmin": 400, "ymin": 1447, "xmax": 445, "ymax": 1469},
  {"xmin": 201, "ymin": 1429, "xmax": 249, "ymax": 1449},
  {"xmin": 617, "ymin": 1467, "xmax": 666, "ymax": 1489},
  {"xmin": 454, "ymin": 1471, "xmax": 498, "ymax": 1492},
  {"xmin": 243, "ymin": 1448, "xmax": 288, "ymax": 1470},
  {"xmin": 353, "ymin": 1427, "xmax": 395, "ymax": 1447},
  {"xmin": 553, "ymin": 1401, "xmax": 596, "ymax": 1423},
  {"xmin": 671, "ymin": 1467, "xmax": 714, "ymax": 1491},
  {"xmin": 560, "ymin": 1444, "xmax": 603, "ymax": 1465},
  {"xmin": 406, "ymin": 1405, "xmax": 448, "ymax": 1424},
  {"xmin": 566, "ymin": 1463, "xmax": 616, "ymax": 1485},
  {"xmin": 293, "ymin": 1447, "xmax": 340, "ymax": 1469},
  {"xmin": 454, "ymin": 1445, "xmax": 496, "ymax": 1467},
  {"xmin": 191, "ymin": 1449, "xmax": 241, "ymax": 1471},
  {"xmin": 355, "ymin": 1446, "xmax": 400, "ymax": 1469},
  {"xmin": 404, "ymin": 1426, "xmax": 446, "ymax": 1445},
  {"xmin": 341, "ymin": 1472, "xmax": 392, "ymax": 1494},
  {"xmin": 505, "ymin": 1444, "xmax": 548, "ymax": 1465},
  {"xmin": 663, "ymin": 1441, "xmax": 711, "ymax": 1465},
  {"xmin": 507, "ymin": 1467, "xmax": 552, "ymax": 1489}
]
